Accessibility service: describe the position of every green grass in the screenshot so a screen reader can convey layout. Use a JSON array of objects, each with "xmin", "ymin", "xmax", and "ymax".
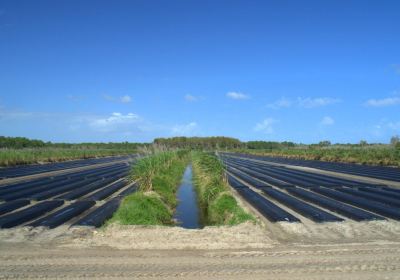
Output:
[
  {"xmin": 109, "ymin": 150, "xmax": 189, "ymax": 225},
  {"xmin": 107, "ymin": 193, "xmax": 172, "ymax": 225},
  {"xmin": 191, "ymin": 151, "xmax": 254, "ymax": 225},
  {"xmin": 0, "ymin": 148, "xmax": 136, "ymax": 167},
  {"xmin": 209, "ymin": 193, "xmax": 255, "ymax": 225},
  {"xmin": 234, "ymin": 145, "xmax": 400, "ymax": 167}
]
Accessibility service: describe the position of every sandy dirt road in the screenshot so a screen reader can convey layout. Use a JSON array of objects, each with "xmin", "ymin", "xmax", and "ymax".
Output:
[
  {"xmin": 1, "ymin": 220, "xmax": 400, "ymax": 279},
  {"xmin": 1, "ymin": 242, "xmax": 399, "ymax": 279}
]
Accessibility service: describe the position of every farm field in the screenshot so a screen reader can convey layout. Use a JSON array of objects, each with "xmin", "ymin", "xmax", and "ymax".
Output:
[
  {"xmin": 1, "ymin": 151, "xmax": 400, "ymax": 279},
  {"xmin": 0, "ymin": 155, "xmax": 137, "ymax": 229},
  {"xmin": 220, "ymin": 153, "xmax": 400, "ymax": 224},
  {"xmin": 3, "ymin": 0, "xmax": 400, "ymax": 277},
  {"xmin": 225, "ymin": 152, "xmax": 400, "ymax": 182},
  {"xmin": 0, "ymin": 155, "xmax": 135, "ymax": 179}
]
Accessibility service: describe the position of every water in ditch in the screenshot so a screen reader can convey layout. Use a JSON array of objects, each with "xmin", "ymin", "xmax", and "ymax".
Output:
[{"xmin": 173, "ymin": 165, "xmax": 202, "ymax": 229}]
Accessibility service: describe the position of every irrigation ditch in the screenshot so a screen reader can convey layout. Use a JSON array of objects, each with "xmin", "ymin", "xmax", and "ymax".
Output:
[
  {"xmin": 173, "ymin": 165, "xmax": 202, "ymax": 229},
  {"xmin": 108, "ymin": 151, "xmax": 254, "ymax": 228},
  {"xmin": 0, "ymin": 151, "xmax": 254, "ymax": 230}
]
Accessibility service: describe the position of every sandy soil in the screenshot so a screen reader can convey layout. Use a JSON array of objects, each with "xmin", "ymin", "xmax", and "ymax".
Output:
[
  {"xmin": 1, "ymin": 242, "xmax": 400, "ymax": 280},
  {"xmin": 1, "ymin": 219, "xmax": 400, "ymax": 279}
]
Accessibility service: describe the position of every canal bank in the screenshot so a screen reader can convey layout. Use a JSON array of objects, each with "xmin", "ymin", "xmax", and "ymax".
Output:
[{"xmin": 108, "ymin": 151, "xmax": 253, "ymax": 227}]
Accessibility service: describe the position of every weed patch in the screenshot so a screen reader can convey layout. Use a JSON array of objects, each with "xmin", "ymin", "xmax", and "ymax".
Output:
[
  {"xmin": 191, "ymin": 151, "xmax": 254, "ymax": 225},
  {"xmin": 109, "ymin": 150, "xmax": 188, "ymax": 225}
]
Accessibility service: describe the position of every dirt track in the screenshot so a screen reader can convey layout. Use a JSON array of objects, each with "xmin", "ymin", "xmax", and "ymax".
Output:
[
  {"xmin": 1, "ymin": 220, "xmax": 400, "ymax": 279},
  {"xmin": 1, "ymin": 241, "xmax": 399, "ymax": 279}
]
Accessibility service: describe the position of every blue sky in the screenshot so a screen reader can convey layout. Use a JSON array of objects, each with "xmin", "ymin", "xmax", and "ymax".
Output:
[{"xmin": 0, "ymin": 0, "xmax": 399, "ymax": 143}]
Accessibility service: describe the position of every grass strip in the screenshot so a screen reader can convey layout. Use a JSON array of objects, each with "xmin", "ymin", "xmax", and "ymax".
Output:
[
  {"xmin": 232, "ymin": 146, "xmax": 400, "ymax": 167},
  {"xmin": 0, "ymin": 148, "xmax": 135, "ymax": 167},
  {"xmin": 191, "ymin": 151, "xmax": 254, "ymax": 225},
  {"xmin": 108, "ymin": 150, "xmax": 189, "ymax": 225}
]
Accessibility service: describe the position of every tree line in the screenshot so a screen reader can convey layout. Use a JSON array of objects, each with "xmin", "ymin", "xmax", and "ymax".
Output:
[
  {"xmin": 0, "ymin": 136, "xmax": 143, "ymax": 150},
  {"xmin": 153, "ymin": 137, "xmax": 243, "ymax": 149},
  {"xmin": 2, "ymin": 135, "xmax": 399, "ymax": 150}
]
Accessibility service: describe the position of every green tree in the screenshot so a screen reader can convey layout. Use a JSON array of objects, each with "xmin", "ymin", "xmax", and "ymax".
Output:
[
  {"xmin": 359, "ymin": 140, "xmax": 368, "ymax": 146},
  {"xmin": 390, "ymin": 135, "xmax": 400, "ymax": 146},
  {"xmin": 318, "ymin": 140, "xmax": 331, "ymax": 147}
]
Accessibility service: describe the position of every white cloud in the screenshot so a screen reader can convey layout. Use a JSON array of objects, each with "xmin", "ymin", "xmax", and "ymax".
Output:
[
  {"xmin": 0, "ymin": 104, "xmax": 202, "ymax": 142},
  {"xmin": 171, "ymin": 122, "xmax": 198, "ymax": 136},
  {"xmin": 297, "ymin": 97, "xmax": 340, "ymax": 108},
  {"xmin": 120, "ymin": 95, "xmax": 132, "ymax": 103},
  {"xmin": 254, "ymin": 118, "xmax": 277, "ymax": 134},
  {"xmin": 266, "ymin": 97, "xmax": 292, "ymax": 109},
  {"xmin": 184, "ymin": 94, "xmax": 198, "ymax": 102},
  {"xmin": 320, "ymin": 116, "xmax": 335, "ymax": 126},
  {"xmin": 89, "ymin": 112, "xmax": 139, "ymax": 128},
  {"xmin": 226, "ymin": 92, "xmax": 249, "ymax": 100},
  {"xmin": 364, "ymin": 97, "xmax": 400, "ymax": 107},
  {"xmin": 266, "ymin": 97, "xmax": 340, "ymax": 109},
  {"xmin": 103, "ymin": 94, "xmax": 132, "ymax": 104}
]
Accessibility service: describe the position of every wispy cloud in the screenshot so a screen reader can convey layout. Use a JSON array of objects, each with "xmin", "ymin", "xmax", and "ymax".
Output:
[
  {"xmin": 0, "ymin": 104, "xmax": 202, "ymax": 142},
  {"xmin": 267, "ymin": 97, "xmax": 340, "ymax": 109},
  {"xmin": 266, "ymin": 97, "xmax": 292, "ymax": 109},
  {"xmin": 120, "ymin": 95, "xmax": 132, "ymax": 103},
  {"xmin": 320, "ymin": 116, "xmax": 335, "ymax": 126},
  {"xmin": 171, "ymin": 122, "xmax": 198, "ymax": 136},
  {"xmin": 254, "ymin": 118, "xmax": 277, "ymax": 134},
  {"xmin": 0, "ymin": 108, "xmax": 34, "ymax": 120},
  {"xmin": 103, "ymin": 94, "xmax": 132, "ymax": 104},
  {"xmin": 88, "ymin": 112, "xmax": 140, "ymax": 131},
  {"xmin": 184, "ymin": 94, "xmax": 198, "ymax": 102},
  {"xmin": 364, "ymin": 96, "xmax": 400, "ymax": 107},
  {"xmin": 226, "ymin": 92, "xmax": 250, "ymax": 100},
  {"xmin": 66, "ymin": 95, "xmax": 85, "ymax": 102},
  {"xmin": 297, "ymin": 97, "xmax": 340, "ymax": 108}
]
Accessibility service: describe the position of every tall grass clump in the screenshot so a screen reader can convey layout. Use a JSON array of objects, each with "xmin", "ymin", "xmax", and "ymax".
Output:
[
  {"xmin": 238, "ymin": 145, "xmax": 400, "ymax": 167},
  {"xmin": 109, "ymin": 150, "xmax": 189, "ymax": 225},
  {"xmin": 191, "ymin": 151, "xmax": 254, "ymax": 225},
  {"xmin": 0, "ymin": 148, "xmax": 136, "ymax": 167},
  {"xmin": 108, "ymin": 193, "xmax": 172, "ymax": 225}
]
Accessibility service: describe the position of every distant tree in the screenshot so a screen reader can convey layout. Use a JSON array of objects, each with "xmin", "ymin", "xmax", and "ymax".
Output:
[
  {"xmin": 318, "ymin": 140, "xmax": 331, "ymax": 147},
  {"xmin": 0, "ymin": 136, "xmax": 46, "ymax": 149},
  {"xmin": 390, "ymin": 135, "xmax": 400, "ymax": 146},
  {"xmin": 359, "ymin": 140, "xmax": 368, "ymax": 146},
  {"xmin": 153, "ymin": 137, "xmax": 243, "ymax": 150},
  {"xmin": 0, "ymin": 136, "xmax": 145, "ymax": 150},
  {"xmin": 281, "ymin": 141, "xmax": 296, "ymax": 148},
  {"xmin": 245, "ymin": 141, "xmax": 297, "ymax": 150}
]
